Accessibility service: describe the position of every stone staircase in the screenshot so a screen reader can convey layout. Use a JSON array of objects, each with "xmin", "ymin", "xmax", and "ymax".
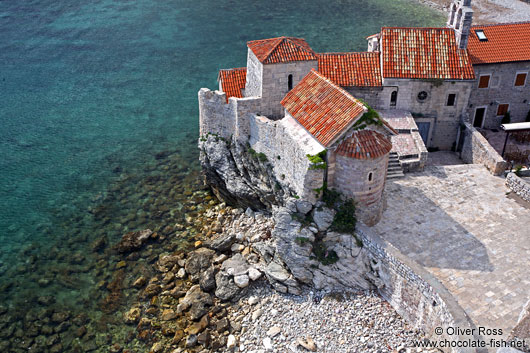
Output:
[{"xmin": 387, "ymin": 152, "xmax": 404, "ymax": 180}]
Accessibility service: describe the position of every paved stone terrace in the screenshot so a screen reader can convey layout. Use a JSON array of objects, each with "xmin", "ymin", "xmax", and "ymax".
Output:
[{"xmin": 372, "ymin": 164, "xmax": 530, "ymax": 339}]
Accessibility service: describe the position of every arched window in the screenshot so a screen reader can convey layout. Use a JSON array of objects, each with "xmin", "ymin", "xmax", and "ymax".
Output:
[
  {"xmin": 390, "ymin": 91, "xmax": 398, "ymax": 106},
  {"xmin": 449, "ymin": 5, "xmax": 457, "ymax": 25},
  {"xmin": 368, "ymin": 172, "xmax": 373, "ymax": 182},
  {"xmin": 455, "ymin": 8, "xmax": 463, "ymax": 30},
  {"xmin": 288, "ymin": 74, "xmax": 293, "ymax": 91}
]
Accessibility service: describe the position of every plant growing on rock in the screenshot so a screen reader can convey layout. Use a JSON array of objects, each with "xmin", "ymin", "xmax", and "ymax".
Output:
[
  {"xmin": 330, "ymin": 199, "xmax": 357, "ymax": 234},
  {"xmin": 311, "ymin": 240, "xmax": 338, "ymax": 265}
]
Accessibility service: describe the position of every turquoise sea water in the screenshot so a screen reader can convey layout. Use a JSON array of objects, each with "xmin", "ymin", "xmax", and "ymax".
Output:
[{"xmin": 0, "ymin": 0, "xmax": 444, "ymax": 350}]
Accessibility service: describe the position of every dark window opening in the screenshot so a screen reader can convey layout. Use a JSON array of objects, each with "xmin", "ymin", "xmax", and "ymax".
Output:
[
  {"xmin": 390, "ymin": 91, "xmax": 397, "ymax": 106},
  {"xmin": 447, "ymin": 93, "xmax": 456, "ymax": 106},
  {"xmin": 368, "ymin": 172, "xmax": 373, "ymax": 182},
  {"xmin": 417, "ymin": 91, "xmax": 428, "ymax": 101},
  {"xmin": 288, "ymin": 74, "xmax": 293, "ymax": 91}
]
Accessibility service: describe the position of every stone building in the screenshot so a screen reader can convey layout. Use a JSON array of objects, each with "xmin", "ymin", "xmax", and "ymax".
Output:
[
  {"xmin": 465, "ymin": 22, "xmax": 530, "ymax": 128},
  {"xmin": 199, "ymin": 0, "xmax": 530, "ymax": 226}
]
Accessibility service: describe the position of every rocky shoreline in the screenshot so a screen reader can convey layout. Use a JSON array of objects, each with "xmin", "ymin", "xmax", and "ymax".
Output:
[{"xmin": 116, "ymin": 201, "xmax": 440, "ymax": 352}]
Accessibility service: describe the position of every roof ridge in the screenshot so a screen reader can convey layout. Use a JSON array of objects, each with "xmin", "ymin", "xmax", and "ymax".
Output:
[
  {"xmin": 317, "ymin": 51, "xmax": 378, "ymax": 55},
  {"xmin": 471, "ymin": 20, "xmax": 530, "ymax": 28},
  {"xmin": 382, "ymin": 26, "xmax": 452, "ymax": 30},
  {"xmin": 309, "ymin": 69, "xmax": 365, "ymax": 107},
  {"xmin": 262, "ymin": 37, "xmax": 286, "ymax": 62}
]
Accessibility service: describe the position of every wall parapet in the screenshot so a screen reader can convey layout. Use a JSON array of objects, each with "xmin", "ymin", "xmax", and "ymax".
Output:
[
  {"xmin": 357, "ymin": 224, "xmax": 484, "ymax": 353},
  {"xmin": 506, "ymin": 172, "xmax": 530, "ymax": 202},
  {"xmin": 461, "ymin": 123, "xmax": 508, "ymax": 176}
]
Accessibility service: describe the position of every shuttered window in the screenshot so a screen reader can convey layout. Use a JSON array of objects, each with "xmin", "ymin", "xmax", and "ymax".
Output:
[
  {"xmin": 515, "ymin": 73, "xmax": 527, "ymax": 87},
  {"xmin": 478, "ymin": 75, "xmax": 490, "ymax": 88},
  {"xmin": 497, "ymin": 104, "xmax": 509, "ymax": 116}
]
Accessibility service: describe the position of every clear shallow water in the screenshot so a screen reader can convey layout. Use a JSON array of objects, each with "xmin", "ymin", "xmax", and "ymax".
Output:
[{"xmin": 0, "ymin": 0, "xmax": 444, "ymax": 350}]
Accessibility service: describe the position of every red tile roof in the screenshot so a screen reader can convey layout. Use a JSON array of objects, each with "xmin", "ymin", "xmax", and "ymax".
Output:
[
  {"xmin": 218, "ymin": 68, "xmax": 246, "ymax": 102},
  {"xmin": 335, "ymin": 130, "xmax": 392, "ymax": 160},
  {"xmin": 281, "ymin": 69, "xmax": 366, "ymax": 147},
  {"xmin": 317, "ymin": 52, "xmax": 382, "ymax": 87},
  {"xmin": 381, "ymin": 27, "xmax": 475, "ymax": 80},
  {"xmin": 247, "ymin": 37, "xmax": 317, "ymax": 64},
  {"xmin": 468, "ymin": 22, "xmax": 530, "ymax": 64}
]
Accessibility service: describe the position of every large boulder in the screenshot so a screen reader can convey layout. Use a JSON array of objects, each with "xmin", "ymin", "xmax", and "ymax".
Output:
[
  {"xmin": 214, "ymin": 271, "xmax": 241, "ymax": 301},
  {"xmin": 205, "ymin": 233, "xmax": 235, "ymax": 252},
  {"xmin": 199, "ymin": 266, "xmax": 216, "ymax": 292},
  {"xmin": 185, "ymin": 248, "xmax": 216, "ymax": 276},
  {"xmin": 179, "ymin": 285, "xmax": 213, "ymax": 321}
]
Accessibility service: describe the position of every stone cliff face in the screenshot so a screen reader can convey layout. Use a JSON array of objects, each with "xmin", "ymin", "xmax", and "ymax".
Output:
[
  {"xmin": 199, "ymin": 135, "xmax": 380, "ymax": 293},
  {"xmin": 199, "ymin": 135, "xmax": 291, "ymax": 211}
]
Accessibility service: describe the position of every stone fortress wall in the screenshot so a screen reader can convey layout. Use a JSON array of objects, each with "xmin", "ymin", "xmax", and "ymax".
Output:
[
  {"xmin": 356, "ymin": 224, "xmax": 481, "ymax": 353},
  {"xmin": 506, "ymin": 172, "xmax": 530, "ymax": 202},
  {"xmin": 466, "ymin": 61, "xmax": 530, "ymax": 129},
  {"xmin": 198, "ymin": 88, "xmax": 325, "ymax": 205},
  {"xmin": 461, "ymin": 122, "xmax": 508, "ymax": 175}
]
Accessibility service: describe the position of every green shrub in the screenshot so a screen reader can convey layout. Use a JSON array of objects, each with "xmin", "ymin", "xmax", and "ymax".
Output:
[
  {"xmin": 257, "ymin": 152, "xmax": 268, "ymax": 162},
  {"xmin": 322, "ymin": 187, "xmax": 342, "ymax": 208},
  {"xmin": 295, "ymin": 237, "xmax": 310, "ymax": 246},
  {"xmin": 312, "ymin": 240, "xmax": 339, "ymax": 265},
  {"xmin": 331, "ymin": 199, "xmax": 357, "ymax": 233},
  {"xmin": 307, "ymin": 150, "xmax": 327, "ymax": 170}
]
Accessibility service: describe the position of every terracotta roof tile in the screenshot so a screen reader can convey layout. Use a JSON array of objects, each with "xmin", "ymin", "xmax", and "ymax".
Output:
[
  {"xmin": 218, "ymin": 68, "xmax": 246, "ymax": 103},
  {"xmin": 335, "ymin": 130, "xmax": 392, "ymax": 160},
  {"xmin": 381, "ymin": 27, "xmax": 475, "ymax": 80},
  {"xmin": 281, "ymin": 69, "xmax": 366, "ymax": 147},
  {"xmin": 317, "ymin": 52, "xmax": 382, "ymax": 87},
  {"xmin": 468, "ymin": 22, "xmax": 530, "ymax": 64},
  {"xmin": 247, "ymin": 37, "xmax": 317, "ymax": 64}
]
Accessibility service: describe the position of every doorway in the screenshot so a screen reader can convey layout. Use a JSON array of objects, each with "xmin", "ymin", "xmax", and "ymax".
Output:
[
  {"xmin": 417, "ymin": 122, "xmax": 430, "ymax": 144},
  {"xmin": 473, "ymin": 107, "xmax": 486, "ymax": 128}
]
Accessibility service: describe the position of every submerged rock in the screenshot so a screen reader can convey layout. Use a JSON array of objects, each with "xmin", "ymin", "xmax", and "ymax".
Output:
[{"xmin": 115, "ymin": 229, "xmax": 153, "ymax": 253}]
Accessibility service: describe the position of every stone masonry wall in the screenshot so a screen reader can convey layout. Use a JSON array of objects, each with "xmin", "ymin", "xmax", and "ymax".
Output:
[
  {"xmin": 466, "ymin": 62, "xmax": 530, "ymax": 129},
  {"xmin": 357, "ymin": 224, "xmax": 482, "ymax": 353},
  {"xmin": 249, "ymin": 112, "xmax": 325, "ymax": 204},
  {"xmin": 198, "ymin": 88, "xmax": 235, "ymax": 139},
  {"xmin": 198, "ymin": 88, "xmax": 261, "ymax": 142},
  {"xmin": 330, "ymin": 153, "xmax": 388, "ymax": 226},
  {"xmin": 245, "ymin": 49, "xmax": 263, "ymax": 99},
  {"xmin": 345, "ymin": 86, "xmax": 388, "ymax": 110},
  {"xmin": 382, "ymin": 78, "xmax": 473, "ymax": 150},
  {"xmin": 461, "ymin": 123, "xmax": 508, "ymax": 176},
  {"xmin": 260, "ymin": 60, "xmax": 318, "ymax": 119},
  {"xmin": 506, "ymin": 172, "xmax": 530, "ymax": 202}
]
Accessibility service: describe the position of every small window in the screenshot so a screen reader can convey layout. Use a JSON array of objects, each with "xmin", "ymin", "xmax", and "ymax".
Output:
[
  {"xmin": 417, "ymin": 91, "xmax": 428, "ymax": 101},
  {"xmin": 478, "ymin": 75, "xmax": 490, "ymax": 88},
  {"xmin": 390, "ymin": 91, "xmax": 398, "ymax": 106},
  {"xmin": 475, "ymin": 30, "xmax": 487, "ymax": 41},
  {"xmin": 368, "ymin": 172, "xmax": 373, "ymax": 182},
  {"xmin": 288, "ymin": 74, "xmax": 293, "ymax": 91},
  {"xmin": 497, "ymin": 104, "xmax": 509, "ymax": 116},
  {"xmin": 515, "ymin": 73, "xmax": 527, "ymax": 87},
  {"xmin": 446, "ymin": 93, "xmax": 456, "ymax": 106}
]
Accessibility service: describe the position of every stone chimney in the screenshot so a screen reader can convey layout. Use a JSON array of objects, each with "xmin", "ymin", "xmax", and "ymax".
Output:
[{"xmin": 447, "ymin": 0, "xmax": 474, "ymax": 49}]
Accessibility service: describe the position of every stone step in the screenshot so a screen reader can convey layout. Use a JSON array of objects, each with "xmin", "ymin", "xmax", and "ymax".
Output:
[
  {"xmin": 387, "ymin": 171, "xmax": 405, "ymax": 179},
  {"xmin": 387, "ymin": 153, "xmax": 404, "ymax": 179}
]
